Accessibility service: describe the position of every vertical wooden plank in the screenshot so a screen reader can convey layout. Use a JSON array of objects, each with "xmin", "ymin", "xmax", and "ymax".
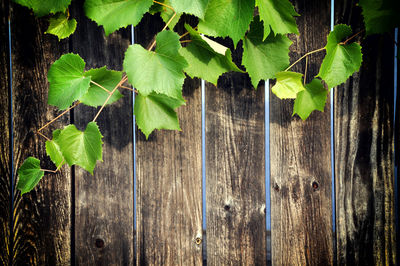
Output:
[
  {"xmin": 69, "ymin": 1, "xmax": 134, "ymax": 265},
  {"xmin": 335, "ymin": 2, "xmax": 396, "ymax": 265},
  {"xmin": 206, "ymin": 63, "xmax": 266, "ymax": 263},
  {"xmin": 0, "ymin": 1, "xmax": 11, "ymax": 264},
  {"xmin": 10, "ymin": 3, "xmax": 71, "ymax": 265},
  {"xmin": 135, "ymin": 14, "xmax": 203, "ymax": 266},
  {"xmin": 269, "ymin": 0, "xmax": 333, "ymax": 265}
]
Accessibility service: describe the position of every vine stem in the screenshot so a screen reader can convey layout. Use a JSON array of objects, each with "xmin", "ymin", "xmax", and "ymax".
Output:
[
  {"xmin": 285, "ymin": 47, "xmax": 326, "ymax": 71},
  {"xmin": 91, "ymin": 80, "xmax": 111, "ymax": 94},
  {"xmin": 119, "ymin": 85, "xmax": 138, "ymax": 93},
  {"xmin": 92, "ymin": 76, "xmax": 128, "ymax": 122},
  {"xmin": 37, "ymin": 101, "xmax": 80, "ymax": 133},
  {"xmin": 180, "ymin": 40, "xmax": 191, "ymax": 44},
  {"xmin": 339, "ymin": 29, "xmax": 365, "ymax": 45},
  {"xmin": 41, "ymin": 159, "xmax": 64, "ymax": 174}
]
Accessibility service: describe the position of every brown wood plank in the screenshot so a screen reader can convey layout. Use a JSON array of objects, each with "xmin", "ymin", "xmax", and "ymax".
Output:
[
  {"xmin": 135, "ymin": 14, "xmax": 203, "ymax": 265},
  {"xmin": 69, "ymin": 1, "xmax": 135, "ymax": 265},
  {"xmin": 334, "ymin": 2, "xmax": 396, "ymax": 265},
  {"xmin": 205, "ymin": 64, "xmax": 266, "ymax": 263},
  {"xmin": 0, "ymin": 0, "xmax": 11, "ymax": 264},
  {"xmin": 10, "ymin": 3, "xmax": 71, "ymax": 265},
  {"xmin": 269, "ymin": 0, "xmax": 333, "ymax": 265}
]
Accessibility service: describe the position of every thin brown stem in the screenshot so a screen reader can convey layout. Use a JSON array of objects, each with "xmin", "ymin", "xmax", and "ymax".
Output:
[
  {"xmin": 37, "ymin": 101, "xmax": 80, "ymax": 132},
  {"xmin": 119, "ymin": 85, "xmax": 138, "ymax": 93},
  {"xmin": 285, "ymin": 47, "xmax": 326, "ymax": 71},
  {"xmin": 180, "ymin": 40, "xmax": 191, "ymax": 44},
  {"xmin": 93, "ymin": 76, "xmax": 128, "ymax": 122},
  {"xmin": 41, "ymin": 159, "xmax": 64, "ymax": 174},
  {"xmin": 304, "ymin": 55, "xmax": 308, "ymax": 85},
  {"xmin": 37, "ymin": 131, "xmax": 51, "ymax": 141},
  {"xmin": 91, "ymin": 80, "xmax": 111, "ymax": 94},
  {"xmin": 148, "ymin": 0, "xmax": 176, "ymax": 51},
  {"xmin": 340, "ymin": 29, "xmax": 365, "ymax": 45},
  {"xmin": 179, "ymin": 26, "xmax": 197, "ymax": 39}
]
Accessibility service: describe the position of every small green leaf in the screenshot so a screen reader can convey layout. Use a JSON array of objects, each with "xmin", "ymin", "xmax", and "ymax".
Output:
[
  {"xmin": 293, "ymin": 79, "xmax": 328, "ymax": 120},
  {"xmin": 170, "ymin": 0, "xmax": 209, "ymax": 19},
  {"xmin": 359, "ymin": 0, "xmax": 400, "ymax": 35},
  {"xmin": 243, "ymin": 16, "xmax": 292, "ymax": 88},
  {"xmin": 45, "ymin": 129, "xmax": 65, "ymax": 168},
  {"xmin": 124, "ymin": 30, "xmax": 188, "ymax": 101},
  {"xmin": 80, "ymin": 67, "xmax": 123, "ymax": 107},
  {"xmin": 45, "ymin": 12, "xmax": 77, "ymax": 40},
  {"xmin": 135, "ymin": 92, "xmax": 184, "ymax": 139},
  {"xmin": 13, "ymin": 0, "xmax": 71, "ymax": 17},
  {"xmin": 317, "ymin": 24, "xmax": 362, "ymax": 88},
  {"xmin": 256, "ymin": 0, "xmax": 299, "ymax": 39},
  {"xmin": 84, "ymin": 0, "xmax": 153, "ymax": 35},
  {"xmin": 180, "ymin": 24, "xmax": 243, "ymax": 85},
  {"xmin": 271, "ymin": 71, "xmax": 304, "ymax": 99},
  {"xmin": 58, "ymin": 122, "xmax": 103, "ymax": 174},
  {"xmin": 198, "ymin": 0, "xmax": 255, "ymax": 46},
  {"xmin": 17, "ymin": 157, "xmax": 44, "ymax": 195},
  {"xmin": 48, "ymin": 53, "xmax": 91, "ymax": 110}
]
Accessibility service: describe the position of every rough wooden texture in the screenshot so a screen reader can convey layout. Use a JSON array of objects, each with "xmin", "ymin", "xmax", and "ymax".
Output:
[
  {"xmin": 0, "ymin": 1, "xmax": 11, "ymax": 264},
  {"xmin": 9, "ymin": 3, "xmax": 71, "ymax": 265},
  {"xmin": 269, "ymin": 0, "xmax": 333, "ymax": 265},
  {"xmin": 69, "ymin": 1, "xmax": 134, "ymax": 264},
  {"xmin": 205, "ymin": 59, "xmax": 266, "ymax": 263},
  {"xmin": 135, "ymin": 14, "xmax": 203, "ymax": 265},
  {"xmin": 335, "ymin": 2, "xmax": 396, "ymax": 265}
]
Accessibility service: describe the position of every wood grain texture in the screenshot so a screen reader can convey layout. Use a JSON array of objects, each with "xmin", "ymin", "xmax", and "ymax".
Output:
[
  {"xmin": 0, "ymin": 1, "xmax": 11, "ymax": 264},
  {"xmin": 205, "ymin": 65, "xmax": 266, "ymax": 263},
  {"xmin": 10, "ymin": 3, "xmax": 71, "ymax": 265},
  {"xmin": 69, "ymin": 1, "xmax": 134, "ymax": 265},
  {"xmin": 334, "ymin": 2, "xmax": 396, "ymax": 265},
  {"xmin": 135, "ymin": 14, "xmax": 203, "ymax": 266},
  {"xmin": 269, "ymin": 0, "xmax": 333, "ymax": 265}
]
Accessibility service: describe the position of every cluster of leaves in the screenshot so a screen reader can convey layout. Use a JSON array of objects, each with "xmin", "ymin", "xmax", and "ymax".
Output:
[{"xmin": 14, "ymin": 0, "xmax": 400, "ymax": 194}]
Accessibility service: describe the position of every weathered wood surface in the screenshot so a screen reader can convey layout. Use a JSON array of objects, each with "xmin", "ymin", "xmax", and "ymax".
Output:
[
  {"xmin": 334, "ymin": 2, "xmax": 396, "ymax": 265},
  {"xmin": 269, "ymin": 0, "xmax": 333, "ymax": 265},
  {"xmin": 69, "ymin": 0, "xmax": 135, "ymax": 264},
  {"xmin": 0, "ymin": 0, "xmax": 11, "ymax": 264},
  {"xmin": 9, "ymin": 3, "xmax": 72, "ymax": 265},
  {"xmin": 135, "ymin": 15, "xmax": 203, "ymax": 265},
  {"xmin": 205, "ymin": 52, "xmax": 266, "ymax": 264}
]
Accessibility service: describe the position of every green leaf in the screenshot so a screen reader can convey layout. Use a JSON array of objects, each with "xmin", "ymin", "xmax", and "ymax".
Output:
[
  {"xmin": 256, "ymin": 0, "xmax": 299, "ymax": 39},
  {"xmin": 293, "ymin": 79, "xmax": 328, "ymax": 120},
  {"xmin": 124, "ymin": 30, "xmax": 188, "ymax": 101},
  {"xmin": 58, "ymin": 122, "xmax": 103, "ymax": 174},
  {"xmin": 359, "ymin": 0, "xmax": 400, "ymax": 35},
  {"xmin": 13, "ymin": 0, "xmax": 71, "ymax": 17},
  {"xmin": 271, "ymin": 71, "xmax": 304, "ymax": 99},
  {"xmin": 17, "ymin": 157, "xmax": 44, "ymax": 195},
  {"xmin": 180, "ymin": 24, "xmax": 243, "ymax": 85},
  {"xmin": 317, "ymin": 24, "xmax": 362, "ymax": 88},
  {"xmin": 170, "ymin": 0, "xmax": 208, "ymax": 19},
  {"xmin": 198, "ymin": 0, "xmax": 255, "ymax": 46},
  {"xmin": 80, "ymin": 67, "xmax": 123, "ymax": 107},
  {"xmin": 45, "ymin": 12, "xmax": 77, "ymax": 40},
  {"xmin": 84, "ymin": 0, "xmax": 153, "ymax": 36},
  {"xmin": 45, "ymin": 129, "xmax": 65, "ymax": 168},
  {"xmin": 243, "ymin": 17, "xmax": 292, "ymax": 88},
  {"xmin": 47, "ymin": 53, "xmax": 91, "ymax": 110},
  {"xmin": 135, "ymin": 92, "xmax": 184, "ymax": 139}
]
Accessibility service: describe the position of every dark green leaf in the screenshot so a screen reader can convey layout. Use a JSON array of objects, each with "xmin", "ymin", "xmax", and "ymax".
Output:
[{"xmin": 17, "ymin": 157, "xmax": 44, "ymax": 195}]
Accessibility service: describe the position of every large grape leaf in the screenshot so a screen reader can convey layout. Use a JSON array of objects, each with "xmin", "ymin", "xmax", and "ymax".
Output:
[
  {"xmin": 170, "ymin": 0, "xmax": 208, "ymax": 19},
  {"xmin": 80, "ymin": 67, "xmax": 123, "ymax": 107},
  {"xmin": 198, "ymin": 0, "xmax": 255, "ymax": 46},
  {"xmin": 135, "ymin": 92, "xmax": 184, "ymax": 139},
  {"xmin": 124, "ymin": 30, "xmax": 188, "ymax": 101},
  {"xmin": 293, "ymin": 79, "xmax": 328, "ymax": 120},
  {"xmin": 45, "ymin": 12, "xmax": 77, "ymax": 40},
  {"xmin": 359, "ymin": 0, "xmax": 400, "ymax": 35},
  {"xmin": 58, "ymin": 122, "xmax": 103, "ymax": 174},
  {"xmin": 17, "ymin": 157, "xmax": 44, "ymax": 195},
  {"xmin": 45, "ymin": 129, "xmax": 65, "ymax": 168},
  {"xmin": 243, "ymin": 17, "xmax": 292, "ymax": 88},
  {"xmin": 47, "ymin": 53, "xmax": 91, "ymax": 110},
  {"xmin": 13, "ymin": 0, "xmax": 71, "ymax": 17},
  {"xmin": 180, "ymin": 24, "xmax": 243, "ymax": 85},
  {"xmin": 256, "ymin": 0, "xmax": 299, "ymax": 39},
  {"xmin": 271, "ymin": 71, "xmax": 304, "ymax": 99},
  {"xmin": 317, "ymin": 24, "xmax": 362, "ymax": 88},
  {"xmin": 84, "ymin": 0, "xmax": 153, "ymax": 36}
]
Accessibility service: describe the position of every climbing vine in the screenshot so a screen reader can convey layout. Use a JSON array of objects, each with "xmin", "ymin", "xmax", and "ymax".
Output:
[{"xmin": 13, "ymin": 0, "xmax": 400, "ymax": 194}]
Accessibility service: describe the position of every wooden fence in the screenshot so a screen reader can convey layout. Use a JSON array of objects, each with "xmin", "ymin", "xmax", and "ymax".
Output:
[{"xmin": 1, "ymin": 0, "xmax": 398, "ymax": 265}]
